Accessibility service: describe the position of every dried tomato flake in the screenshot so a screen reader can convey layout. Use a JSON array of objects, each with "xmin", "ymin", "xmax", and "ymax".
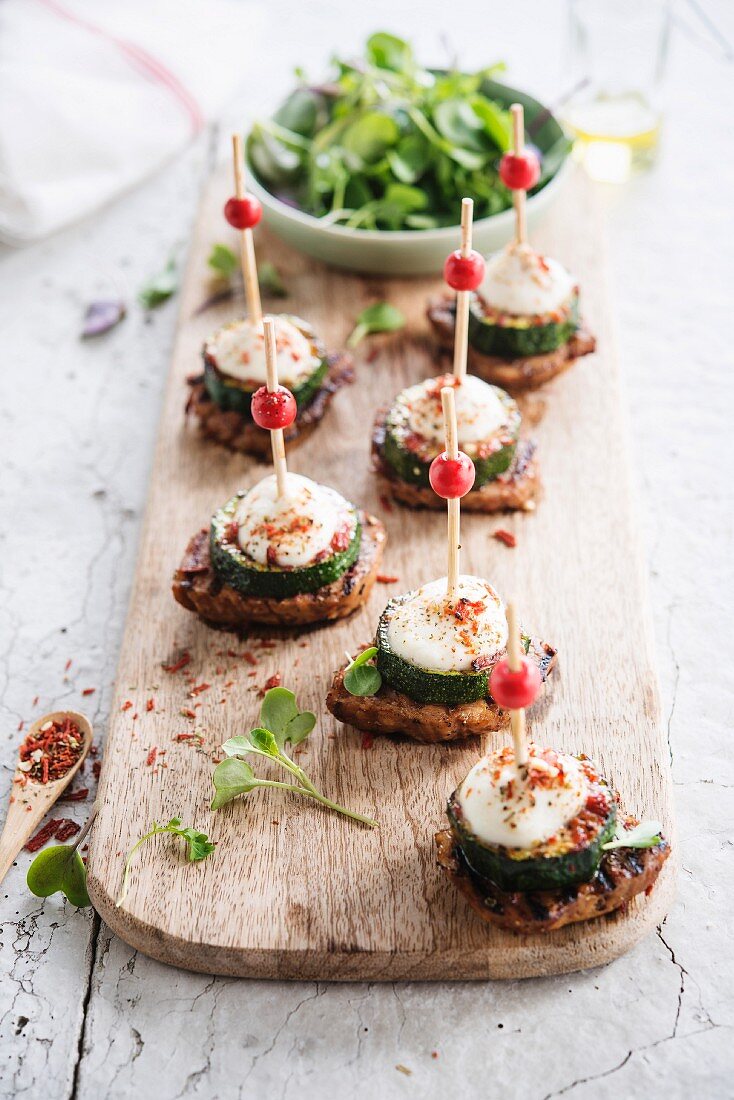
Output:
[
  {"xmin": 162, "ymin": 651, "xmax": 191, "ymax": 674},
  {"xmin": 376, "ymin": 574, "xmax": 399, "ymax": 584},
  {"xmin": 81, "ymin": 688, "xmax": 96, "ymax": 697},
  {"xmin": 25, "ymin": 819, "xmax": 63, "ymax": 852},
  {"xmin": 180, "ymin": 707, "xmax": 197, "ymax": 718},
  {"xmin": 243, "ymin": 651, "xmax": 258, "ymax": 666},
  {"xmin": 145, "ymin": 747, "xmax": 158, "ymax": 767},
  {"xmin": 59, "ymin": 788, "xmax": 89, "ymax": 802},
  {"xmin": 120, "ymin": 700, "xmax": 133, "ymax": 712},
  {"xmin": 263, "ymin": 673, "xmax": 282, "ymax": 691},
  {"xmin": 55, "ymin": 820, "xmax": 81, "ymax": 843},
  {"xmin": 64, "ymin": 659, "xmax": 72, "ymax": 672},
  {"xmin": 145, "ymin": 699, "xmax": 155, "ymax": 712},
  {"xmin": 19, "ymin": 717, "xmax": 84, "ymax": 783},
  {"xmin": 189, "ymin": 682, "xmax": 211, "ymax": 696},
  {"xmin": 492, "ymin": 529, "xmax": 517, "ymax": 548}
]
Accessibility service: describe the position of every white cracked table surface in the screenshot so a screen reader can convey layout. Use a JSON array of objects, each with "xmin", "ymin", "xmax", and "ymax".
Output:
[{"xmin": 0, "ymin": 3, "xmax": 732, "ymax": 1097}]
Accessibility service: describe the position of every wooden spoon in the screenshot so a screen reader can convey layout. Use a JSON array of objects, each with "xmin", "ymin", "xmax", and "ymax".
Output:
[{"xmin": 0, "ymin": 710, "xmax": 93, "ymax": 884}]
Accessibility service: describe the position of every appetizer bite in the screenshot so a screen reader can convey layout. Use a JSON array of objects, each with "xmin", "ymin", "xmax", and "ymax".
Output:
[
  {"xmin": 174, "ymin": 318, "xmax": 385, "ymax": 628},
  {"xmin": 187, "ymin": 135, "xmax": 352, "ymax": 456},
  {"xmin": 328, "ymin": 387, "xmax": 555, "ymax": 741},
  {"xmin": 373, "ymin": 199, "xmax": 539, "ymax": 512},
  {"xmin": 427, "ymin": 105, "xmax": 596, "ymax": 393},
  {"xmin": 436, "ymin": 605, "xmax": 670, "ymax": 932}
]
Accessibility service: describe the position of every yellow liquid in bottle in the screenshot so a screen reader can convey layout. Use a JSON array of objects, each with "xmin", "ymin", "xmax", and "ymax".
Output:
[{"xmin": 563, "ymin": 93, "xmax": 661, "ymax": 182}]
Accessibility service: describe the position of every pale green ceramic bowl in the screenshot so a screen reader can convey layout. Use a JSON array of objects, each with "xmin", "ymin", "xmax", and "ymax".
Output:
[{"xmin": 246, "ymin": 79, "xmax": 571, "ymax": 277}]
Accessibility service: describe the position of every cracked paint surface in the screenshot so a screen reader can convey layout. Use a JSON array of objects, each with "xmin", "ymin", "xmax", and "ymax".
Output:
[{"xmin": 1, "ymin": 5, "xmax": 733, "ymax": 1098}]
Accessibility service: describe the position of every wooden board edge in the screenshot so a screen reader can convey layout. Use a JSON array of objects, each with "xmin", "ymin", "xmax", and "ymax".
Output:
[{"xmin": 87, "ymin": 855, "xmax": 675, "ymax": 982}]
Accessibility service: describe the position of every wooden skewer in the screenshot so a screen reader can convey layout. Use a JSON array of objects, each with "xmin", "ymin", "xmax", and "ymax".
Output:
[
  {"xmin": 452, "ymin": 197, "xmax": 474, "ymax": 383},
  {"xmin": 510, "ymin": 105, "xmax": 528, "ymax": 246},
  {"xmin": 506, "ymin": 601, "xmax": 528, "ymax": 767},
  {"xmin": 231, "ymin": 133, "xmax": 262, "ymax": 325},
  {"xmin": 263, "ymin": 317, "xmax": 288, "ymax": 498},
  {"xmin": 441, "ymin": 386, "xmax": 461, "ymax": 600}
]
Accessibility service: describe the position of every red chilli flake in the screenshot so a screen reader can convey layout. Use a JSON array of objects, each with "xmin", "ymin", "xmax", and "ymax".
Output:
[
  {"xmin": 492, "ymin": 529, "xmax": 517, "ymax": 548},
  {"xmin": 162, "ymin": 651, "xmax": 191, "ymax": 674},
  {"xmin": 376, "ymin": 574, "xmax": 399, "ymax": 584},
  {"xmin": 55, "ymin": 820, "xmax": 81, "ymax": 843},
  {"xmin": 92, "ymin": 761, "xmax": 102, "ymax": 779},
  {"xmin": 145, "ymin": 747, "xmax": 158, "ymax": 767},
  {"xmin": 145, "ymin": 699, "xmax": 155, "ymax": 712},
  {"xmin": 262, "ymin": 673, "xmax": 282, "ymax": 692},
  {"xmin": 189, "ymin": 682, "xmax": 211, "ymax": 696},
  {"xmin": 26, "ymin": 819, "xmax": 63, "ymax": 852},
  {"xmin": 19, "ymin": 717, "xmax": 84, "ymax": 783},
  {"xmin": 180, "ymin": 707, "xmax": 197, "ymax": 719},
  {"xmin": 121, "ymin": 700, "xmax": 133, "ymax": 712},
  {"xmin": 81, "ymin": 688, "xmax": 96, "ymax": 696},
  {"xmin": 64, "ymin": 659, "xmax": 72, "ymax": 672},
  {"xmin": 59, "ymin": 788, "xmax": 89, "ymax": 802},
  {"xmin": 243, "ymin": 651, "xmax": 258, "ymax": 666}
]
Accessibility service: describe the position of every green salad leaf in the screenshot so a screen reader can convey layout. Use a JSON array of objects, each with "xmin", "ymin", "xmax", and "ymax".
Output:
[
  {"xmin": 347, "ymin": 302, "xmax": 405, "ymax": 348},
  {"xmin": 602, "ymin": 820, "xmax": 663, "ymax": 851},
  {"xmin": 27, "ymin": 845, "xmax": 91, "ymax": 908},
  {"xmin": 212, "ymin": 687, "xmax": 377, "ymax": 826},
  {"xmin": 343, "ymin": 647, "xmax": 382, "ymax": 697}
]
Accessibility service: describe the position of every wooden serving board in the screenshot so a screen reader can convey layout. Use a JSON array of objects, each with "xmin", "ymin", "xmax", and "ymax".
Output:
[{"xmin": 87, "ymin": 167, "xmax": 675, "ymax": 980}]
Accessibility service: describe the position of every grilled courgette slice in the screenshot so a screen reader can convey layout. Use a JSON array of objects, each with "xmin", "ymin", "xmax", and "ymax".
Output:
[
  {"xmin": 210, "ymin": 494, "xmax": 361, "ymax": 599},
  {"xmin": 468, "ymin": 292, "xmax": 580, "ymax": 359},
  {"xmin": 382, "ymin": 385, "xmax": 520, "ymax": 489},
  {"xmin": 447, "ymin": 779, "xmax": 617, "ymax": 892}
]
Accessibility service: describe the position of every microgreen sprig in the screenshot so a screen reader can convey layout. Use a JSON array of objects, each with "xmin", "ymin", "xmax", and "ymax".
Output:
[
  {"xmin": 347, "ymin": 302, "xmax": 405, "ymax": 349},
  {"xmin": 602, "ymin": 820, "xmax": 663, "ymax": 851},
  {"xmin": 116, "ymin": 818, "xmax": 215, "ymax": 907},
  {"xmin": 343, "ymin": 647, "xmax": 382, "ymax": 697},
  {"xmin": 211, "ymin": 688, "xmax": 377, "ymax": 827}
]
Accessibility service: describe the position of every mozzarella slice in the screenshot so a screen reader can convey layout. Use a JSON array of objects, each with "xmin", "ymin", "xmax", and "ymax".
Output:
[
  {"xmin": 235, "ymin": 473, "xmax": 354, "ymax": 568},
  {"xmin": 480, "ymin": 243, "xmax": 576, "ymax": 317},
  {"xmin": 205, "ymin": 315, "xmax": 320, "ymax": 386},
  {"xmin": 457, "ymin": 745, "xmax": 588, "ymax": 850},
  {"xmin": 403, "ymin": 375, "xmax": 507, "ymax": 445},
  {"xmin": 385, "ymin": 575, "xmax": 507, "ymax": 672}
]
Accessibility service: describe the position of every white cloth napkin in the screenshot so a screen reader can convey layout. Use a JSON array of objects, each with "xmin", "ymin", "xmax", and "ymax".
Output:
[{"xmin": 0, "ymin": 0, "xmax": 262, "ymax": 243}]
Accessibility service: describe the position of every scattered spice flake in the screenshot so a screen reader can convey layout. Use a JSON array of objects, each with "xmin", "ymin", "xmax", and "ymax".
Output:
[
  {"xmin": 263, "ymin": 673, "xmax": 282, "ymax": 692},
  {"xmin": 59, "ymin": 787, "xmax": 89, "ymax": 802},
  {"xmin": 145, "ymin": 699, "xmax": 155, "ymax": 712},
  {"xmin": 247, "ymin": 671, "xmax": 257, "ymax": 678},
  {"xmin": 81, "ymin": 688, "xmax": 96, "ymax": 696},
  {"xmin": 492, "ymin": 528, "xmax": 517, "ymax": 548},
  {"xmin": 376, "ymin": 574, "xmax": 399, "ymax": 584},
  {"xmin": 32, "ymin": 695, "xmax": 39, "ymax": 707},
  {"xmin": 396, "ymin": 1065, "xmax": 412, "ymax": 1077},
  {"xmin": 92, "ymin": 761, "xmax": 102, "ymax": 779},
  {"xmin": 65, "ymin": 659, "xmax": 73, "ymax": 672},
  {"xmin": 121, "ymin": 700, "xmax": 133, "ymax": 712},
  {"xmin": 259, "ymin": 640, "xmax": 277, "ymax": 650},
  {"xmin": 379, "ymin": 494, "xmax": 394, "ymax": 514},
  {"xmin": 55, "ymin": 819, "xmax": 81, "ymax": 843},
  {"xmin": 145, "ymin": 747, "xmax": 158, "ymax": 767},
  {"xmin": 174, "ymin": 732, "xmax": 204, "ymax": 745},
  {"xmin": 243, "ymin": 651, "xmax": 258, "ymax": 666},
  {"xmin": 431, "ymin": 1051, "xmax": 439, "ymax": 1059},
  {"xmin": 26, "ymin": 819, "xmax": 63, "ymax": 852},
  {"xmin": 17, "ymin": 720, "xmax": 24, "ymax": 732},
  {"xmin": 180, "ymin": 707, "xmax": 197, "ymax": 719},
  {"xmin": 361, "ymin": 732, "xmax": 374, "ymax": 750},
  {"xmin": 189, "ymin": 682, "xmax": 211, "ymax": 696},
  {"xmin": 162, "ymin": 651, "xmax": 191, "ymax": 674}
]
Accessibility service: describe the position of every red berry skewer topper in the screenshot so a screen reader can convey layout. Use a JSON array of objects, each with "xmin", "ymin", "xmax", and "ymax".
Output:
[
  {"xmin": 499, "ymin": 103, "xmax": 540, "ymax": 247},
  {"xmin": 225, "ymin": 133, "xmax": 263, "ymax": 325},
  {"xmin": 429, "ymin": 386, "xmax": 476, "ymax": 600},
  {"xmin": 443, "ymin": 198, "xmax": 485, "ymax": 383},
  {"xmin": 490, "ymin": 602, "xmax": 542, "ymax": 767},
  {"xmin": 251, "ymin": 317, "xmax": 296, "ymax": 498}
]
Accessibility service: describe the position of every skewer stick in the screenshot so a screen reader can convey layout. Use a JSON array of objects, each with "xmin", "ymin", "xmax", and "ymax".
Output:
[
  {"xmin": 452, "ymin": 197, "xmax": 474, "ymax": 383},
  {"xmin": 510, "ymin": 105, "xmax": 528, "ymax": 246},
  {"xmin": 231, "ymin": 133, "xmax": 263, "ymax": 325},
  {"xmin": 263, "ymin": 317, "xmax": 288, "ymax": 498},
  {"xmin": 506, "ymin": 601, "xmax": 528, "ymax": 767},
  {"xmin": 441, "ymin": 386, "xmax": 461, "ymax": 600}
]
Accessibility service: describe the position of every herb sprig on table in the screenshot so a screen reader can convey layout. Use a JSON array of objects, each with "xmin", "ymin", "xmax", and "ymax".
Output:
[
  {"xmin": 116, "ymin": 818, "xmax": 215, "ymax": 907},
  {"xmin": 212, "ymin": 687, "xmax": 377, "ymax": 827},
  {"xmin": 247, "ymin": 32, "xmax": 564, "ymax": 231}
]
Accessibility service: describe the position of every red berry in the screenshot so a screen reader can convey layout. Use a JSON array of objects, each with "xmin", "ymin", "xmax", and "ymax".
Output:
[
  {"xmin": 251, "ymin": 385, "xmax": 297, "ymax": 430},
  {"xmin": 490, "ymin": 657, "xmax": 542, "ymax": 710},
  {"xmin": 499, "ymin": 150, "xmax": 541, "ymax": 191},
  {"xmin": 428, "ymin": 451, "xmax": 476, "ymax": 499},
  {"xmin": 444, "ymin": 249, "xmax": 486, "ymax": 291},
  {"xmin": 224, "ymin": 195, "xmax": 262, "ymax": 230}
]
